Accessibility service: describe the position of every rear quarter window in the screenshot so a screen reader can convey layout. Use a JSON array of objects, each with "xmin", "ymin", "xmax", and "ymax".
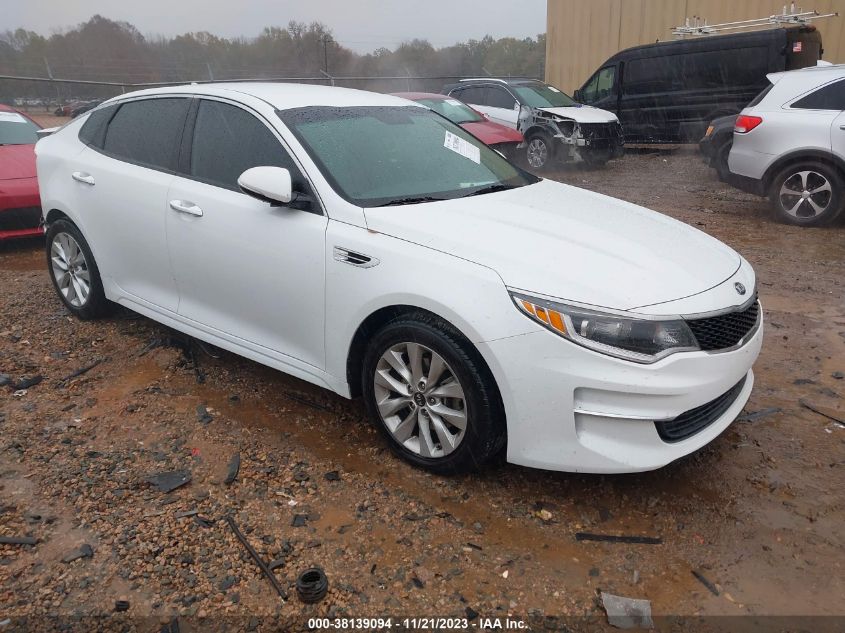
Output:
[
  {"xmin": 102, "ymin": 98, "xmax": 190, "ymax": 171},
  {"xmin": 791, "ymin": 79, "xmax": 845, "ymax": 110}
]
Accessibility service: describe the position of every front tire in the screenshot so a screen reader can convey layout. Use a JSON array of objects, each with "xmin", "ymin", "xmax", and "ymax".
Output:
[
  {"xmin": 525, "ymin": 133, "xmax": 555, "ymax": 171},
  {"xmin": 767, "ymin": 161, "xmax": 844, "ymax": 227},
  {"xmin": 361, "ymin": 314, "xmax": 506, "ymax": 475},
  {"xmin": 45, "ymin": 219, "xmax": 111, "ymax": 319}
]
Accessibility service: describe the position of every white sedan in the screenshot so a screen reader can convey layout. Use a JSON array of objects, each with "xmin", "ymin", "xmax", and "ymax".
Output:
[{"xmin": 35, "ymin": 83, "xmax": 763, "ymax": 474}]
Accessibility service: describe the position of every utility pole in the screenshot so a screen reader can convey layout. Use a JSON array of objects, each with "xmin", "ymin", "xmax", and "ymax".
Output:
[{"xmin": 322, "ymin": 35, "xmax": 332, "ymax": 76}]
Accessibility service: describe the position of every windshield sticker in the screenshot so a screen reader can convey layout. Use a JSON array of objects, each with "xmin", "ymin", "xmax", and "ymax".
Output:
[
  {"xmin": 446, "ymin": 99, "xmax": 462, "ymax": 106},
  {"xmin": 444, "ymin": 131, "xmax": 480, "ymax": 164},
  {"xmin": 0, "ymin": 112, "xmax": 28, "ymax": 123},
  {"xmin": 548, "ymin": 86, "xmax": 561, "ymax": 92}
]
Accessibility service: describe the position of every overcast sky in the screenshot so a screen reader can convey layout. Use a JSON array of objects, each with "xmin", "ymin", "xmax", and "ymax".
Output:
[{"xmin": 1, "ymin": 0, "xmax": 548, "ymax": 52}]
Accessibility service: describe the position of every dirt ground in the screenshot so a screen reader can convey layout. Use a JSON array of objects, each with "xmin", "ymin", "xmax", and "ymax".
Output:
[{"xmin": 1, "ymin": 133, "xmax": 843, "ymax": 632}]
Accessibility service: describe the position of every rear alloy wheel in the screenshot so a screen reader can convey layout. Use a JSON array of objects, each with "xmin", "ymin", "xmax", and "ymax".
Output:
[
  {"xmin": 768, "ymin": 161, "xmax": 844, "ymax": 227},
  {"xmin": 46, "ymin": 219, "xmax": 111, "ymax": 319},
  {"xmin": 526, "ymin": 134, "xmax": 554, "ymax": 170},
  {"xmin": 362, "ymin": 314, "xmax": 506, "ymax": 474}
]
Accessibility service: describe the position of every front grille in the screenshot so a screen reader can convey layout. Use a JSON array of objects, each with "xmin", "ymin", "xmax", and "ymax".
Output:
[
  {"xmin": 581, "ymin": 122, "xmax": 624, "ymax": 144},
  {"xmin": 0, "ymin": 206, "xmax": 42, "ymax": 232},
  {"xmin": 686, "ymin": 299, "xmax": 760, "ymax": 351},
  {"xmin": 655, "ymin": 376, "xmax": 747, "ymax": 443}
]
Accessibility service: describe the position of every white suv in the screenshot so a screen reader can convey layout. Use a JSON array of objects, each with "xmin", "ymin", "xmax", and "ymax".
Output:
[{"xmin": 729, "ymin": 65, "xmax": 845, "ymax": 227}]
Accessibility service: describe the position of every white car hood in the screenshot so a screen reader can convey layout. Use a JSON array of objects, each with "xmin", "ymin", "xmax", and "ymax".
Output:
[
  {"xmin": 364, "ymin": 179, "xmax": 740, "ymax": 311},
  {"xmin": 538, "ymin": 105, "xmax": 618, "ymax": 123}
]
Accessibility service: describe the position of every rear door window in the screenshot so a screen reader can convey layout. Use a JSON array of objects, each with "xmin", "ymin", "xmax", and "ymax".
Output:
[
  {"xmin": 103, "ymin": 98, "xmax": 190, "ymax": 171},
  {"xmin": 78, "ymin": 104, "xmax": 118, "ymax": 148},
  {"xmin": 791, "ymin": 79, "xmax": 845, "ymax": 111},
  {"xmin": 188, "ymin": 99, "xmax": 305, "ymax": 192}
]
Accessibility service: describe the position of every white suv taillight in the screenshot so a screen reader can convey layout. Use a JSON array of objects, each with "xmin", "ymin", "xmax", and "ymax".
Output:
[{"xmin": 734, "ymin": 115, "xmax": 763, "ymax": 134}]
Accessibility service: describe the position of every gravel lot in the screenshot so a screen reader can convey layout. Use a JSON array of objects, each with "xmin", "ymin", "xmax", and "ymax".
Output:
[{"xmin": 1, "ymin": 135, "xmax": 843, "ymax": 631}]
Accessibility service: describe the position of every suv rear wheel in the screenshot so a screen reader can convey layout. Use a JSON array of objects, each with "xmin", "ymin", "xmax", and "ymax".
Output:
[{"xmin": 768, "ymin": 161, "xmax": 844, "ymax": 227}]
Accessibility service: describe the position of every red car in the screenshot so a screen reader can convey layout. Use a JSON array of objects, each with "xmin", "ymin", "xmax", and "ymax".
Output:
[
  {"xmin": 0, "ymin": 104, "xmax": 43, "ymax": 239},
  {"xmin": 392, "ymin": 92, "xmax": 524, "ymax": 160}
]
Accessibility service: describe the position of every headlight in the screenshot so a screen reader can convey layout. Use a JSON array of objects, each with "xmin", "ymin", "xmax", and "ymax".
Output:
[{"xmin": 511, "ymin": 292, "xmax": 699, "ymax": 363}]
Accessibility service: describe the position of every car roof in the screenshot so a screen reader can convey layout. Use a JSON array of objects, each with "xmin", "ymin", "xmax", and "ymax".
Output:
[
  {"xmin": 767, "ymin": 63, "xmax": 845, "ymax": 84},
  {"xmin": 391, "ymin": 91, "xmax": 452, "ymax": 101},
  {"xmin": 457, "ymin": 78, "xmax": 541, "ymax": 87},
  {"xmin": 104, "ymin": 82, "xmax": 417, "ymax": 111},
  {"xmin": 0, "ymin": 103, "xmax": 16, "ymax": 113}
]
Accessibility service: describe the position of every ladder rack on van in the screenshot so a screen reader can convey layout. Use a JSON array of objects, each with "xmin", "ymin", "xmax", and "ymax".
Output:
[{"xmin": 672, "ymin": 3, "xmax": 839, "ymax": 38}]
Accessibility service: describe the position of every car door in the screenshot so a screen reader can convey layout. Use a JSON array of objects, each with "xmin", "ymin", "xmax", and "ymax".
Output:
[
  {"xmin": 474, "ymin": 86, "xmax": 520, "ymax": 129},
  {"xmin": 166, "ymin": 97, "xmax": 328, "ymax": 368},
  {"xmin": 72, "ymin": 97, "xmax": 190, "ymax": 311}
]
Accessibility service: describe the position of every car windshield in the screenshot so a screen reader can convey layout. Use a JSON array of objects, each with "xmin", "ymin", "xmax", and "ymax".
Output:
[
  {"xmin": 0, "ymin": 111, "xmax": 39, "ymax": 145},
  {"xmin": 413, "ymin": 97, "xmax": 483, "ymax": 124},
  {"xmin": 278, "ymin": 105, "xmax": 536, "ymax": 207},
  {"xmin": 512, "ymin": 83, "xmax": 579, "ymax": 108}
]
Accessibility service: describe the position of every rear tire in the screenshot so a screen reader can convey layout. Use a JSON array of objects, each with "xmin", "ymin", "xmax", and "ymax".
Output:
[
  {"xmin": 767, "ymin": 160, "xmax": 844, "ymax": 227},
  {"xmin": 714, "ymin": 139, "xmax": 732, "ymax": 181},
  {"xmin": 45, "ymin": 219, "xmax": 111, "ymax": 319},
  {"xmin": 361, "ymin": 313, "xmax": 506, "ymax": 475}
]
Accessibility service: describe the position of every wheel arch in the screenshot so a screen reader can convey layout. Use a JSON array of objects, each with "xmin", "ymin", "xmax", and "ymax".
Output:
[{"xmin": 762, "ymin": 150, "xmax": 845, "ymax": 192}]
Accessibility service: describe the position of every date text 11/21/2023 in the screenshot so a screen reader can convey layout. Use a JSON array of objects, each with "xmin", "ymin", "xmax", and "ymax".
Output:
[{"xmin": 307, "ymin": 616, "xmax": 528, "ymax": 630}]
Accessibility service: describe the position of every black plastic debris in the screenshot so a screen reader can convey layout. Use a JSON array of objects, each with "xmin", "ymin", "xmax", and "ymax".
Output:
[
  {"xmin": 193, "ymin": 515, "xmax": 214, "ymax": 529},
  {"xmin": 146, "ymin": 470, "xmax": 192, "ymax": 493},
  {"xmin": 576, "ymin": 533, "xmax": 662, "ymax": 545},
  {"xmin": 296, "ymin": 567, "xmax": 328, "ymax": 604},
  {"xmin": 114, "ymin": 600, "xmax": 130, "ymax": 612},
  {"xmin": 62, "ymin": 543, "xmax": 94, "ymax": 563},
  {"xmin": 291, "ymin": 514, "xmax": 308, "ymax": 528},
  {"xmin": 465, "ymin": 607, "xmax": 479, "ymax": 621},
  {"xmin": 0, "ymin": 536, "xmax": 37, "ymax": 546},
  {"xmin": 737, "ymin": 407, "xmax": 782, "ymax": 422},
  {"xmin": 268, "ymin": 558, "xmax": 286, "ymax": 571},
  {"xmin": 692, "ymin": 570, "xmax": 720, "ymax": 596},
  {"xmin": 12, "ymin": 375, "xmax": 43, "ymax": 390},
  {"xmin": 56, "ymin": 359, "xmax": 104, "ymax": 387},
  {"xmin": 323, "ymin": 471, "xmax": 340, "ymax": 482},
  {"xmin": 226, "ymin": 516, "xmax": 288, "ymax": 600},
  {"xmin": 224, "ymin": 453, "xmax": 240, "ymax": 485},
  {"xmin": 196, "ymin": 405, "xmax": 213, "ymax": 425},
  {"xmin": 0, "ymin": 374, "xmax": 11, "ymax": 387}
]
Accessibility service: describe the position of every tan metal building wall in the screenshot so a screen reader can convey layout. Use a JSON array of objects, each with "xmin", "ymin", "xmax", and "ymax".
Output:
[{"xmin": 546, "ymin": 0, "xmax": 845, "ymax": 92}]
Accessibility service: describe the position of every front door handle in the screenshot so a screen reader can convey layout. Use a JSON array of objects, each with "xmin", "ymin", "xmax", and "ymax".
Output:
[
  {"xmin": 71, "ymin": 171, "xmax": 95, "ymax": 185},
  {"xmin": 169, "ymin": 200, "xmax": 203, "ymax": 217}
]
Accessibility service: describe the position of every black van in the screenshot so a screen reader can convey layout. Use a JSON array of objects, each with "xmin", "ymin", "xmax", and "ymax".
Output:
[{"xmin": 573, "ymin": 26, "xmax": 822, "ymax": 143}]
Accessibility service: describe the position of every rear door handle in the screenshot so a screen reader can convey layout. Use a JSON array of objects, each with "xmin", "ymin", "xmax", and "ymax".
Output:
[
  {"xmin": 71, "ymin": 171, "xmax": 95, "ymax": 185},
  {"xmin": 169, "ymin": 200, "xmax": 203, "ymax": 217}
]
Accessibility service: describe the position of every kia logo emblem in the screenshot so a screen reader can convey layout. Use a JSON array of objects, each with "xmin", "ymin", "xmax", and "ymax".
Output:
[{"xmin": 735, "ymin": 282, "xmax": 747, "ymax": 295}]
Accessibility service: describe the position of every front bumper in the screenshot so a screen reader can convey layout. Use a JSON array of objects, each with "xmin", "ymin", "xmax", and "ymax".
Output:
[
  {"xmin": 0, "ymin": 177, "xmax": 43, "ymax": 239},
  {"xmin": 478, "ymin": 312, "xmax": 763, "ymax": 473}
]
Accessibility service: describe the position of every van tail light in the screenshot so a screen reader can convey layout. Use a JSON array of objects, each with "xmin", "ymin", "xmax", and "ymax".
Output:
[{"xmin": 734, "ymin": 115, "xmax": 763, "ymax": 134}]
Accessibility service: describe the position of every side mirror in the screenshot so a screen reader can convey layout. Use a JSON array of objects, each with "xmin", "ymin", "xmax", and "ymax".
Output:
[
  {"xmin": 238, "ymin": 166, "xmax": 293, "ymax": 205},
  {"xmin": 573, "ymin": 89, "xmax": 583, "ymax": 102}
]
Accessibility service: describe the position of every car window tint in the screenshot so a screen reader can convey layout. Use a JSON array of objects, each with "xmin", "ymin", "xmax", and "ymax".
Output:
[
  {"xmin": 78, "ymin": 104, "xmax": 118, "ymax": 148},
  {"xmin": 103, "ymin": 98, "xmax": 189, "ymax": 171},
  {"xmin": 487, "ymin": 87, "xmax": 517, "ymax": 109},
  {"xmin": 190, "ymin": 99, "xmax": 301, "ymax": 191},
  {"xmin": 459, "ymin": 86, "xmax": 486, "ymax": 105},
  {"xmin": 792, "ymin": 79, "xmax": 845, "ymax": 110}
]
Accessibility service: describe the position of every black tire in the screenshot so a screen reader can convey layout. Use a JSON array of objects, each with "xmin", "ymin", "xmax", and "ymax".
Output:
[
  {"xmin": 525, "ymin": 132, "xmax": 555, "ymax": 172},
  {"xmin": 45, "ymin": 219, "xmax": 112, "ymax": 319},
  {"xmin": 714, "ymin": 139, "xmax": 732, "ymax": 181},
  {"xmin": 361, "ymin": 313, "xmax": 506, "ymax": 475},
  {"xmin": 767, "ymin": 160, "xmax": 844, "ymax": 227}
]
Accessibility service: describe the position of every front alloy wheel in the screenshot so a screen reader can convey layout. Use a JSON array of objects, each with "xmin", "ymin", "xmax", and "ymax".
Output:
[
  {"xmin": 361, "ymin": 314, "xmax": 506, "ymax": 474},
  {"xmin": 526, "ymin": 136, "xmax": 551, "ymax": 170},
  {"xmin": 374, "ymin": 342, "xmax": 467, "ymax": 458}
]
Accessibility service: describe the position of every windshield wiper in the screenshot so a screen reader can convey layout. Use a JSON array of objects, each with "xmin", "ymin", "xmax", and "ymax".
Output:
[
  {"xmin": 460, "ymin": 183, "xmax": 519, "ymax": 198},
  {"xmin": 375, "ymin": 196, "xmax": 446, "ymax": 207}
]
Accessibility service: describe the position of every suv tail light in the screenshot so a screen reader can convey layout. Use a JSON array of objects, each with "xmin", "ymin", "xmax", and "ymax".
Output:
[{"xmin": 734, "ymin": 115, "xmax": 763, "ymax": 134}]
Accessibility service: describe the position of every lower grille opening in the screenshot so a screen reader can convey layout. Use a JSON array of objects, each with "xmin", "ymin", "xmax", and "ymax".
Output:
[
  {"xmin": 655, "ymin": 376, "xmax": 747, "ymax": 443},
  {"xmin": 0, "ymin": 207, "xmax": 42, "ymax": 232}
]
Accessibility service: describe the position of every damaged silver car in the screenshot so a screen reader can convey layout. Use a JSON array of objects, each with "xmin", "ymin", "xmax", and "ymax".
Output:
[{"xmin": 443, "ymin": 78, "xmax": 624, "ymax": 169}]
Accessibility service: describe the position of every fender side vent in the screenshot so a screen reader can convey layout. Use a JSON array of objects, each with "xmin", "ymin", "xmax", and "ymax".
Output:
[{"xmin": 333, "ymin": 246, "xmax": 379, "ymax": 268}]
